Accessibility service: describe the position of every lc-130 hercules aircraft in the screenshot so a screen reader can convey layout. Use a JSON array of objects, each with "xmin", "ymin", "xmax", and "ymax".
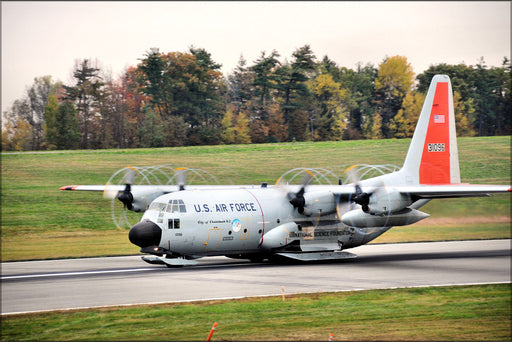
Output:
[{"xmin": 61, "ymin": 75, "xmax": 510, "ymax": 266}]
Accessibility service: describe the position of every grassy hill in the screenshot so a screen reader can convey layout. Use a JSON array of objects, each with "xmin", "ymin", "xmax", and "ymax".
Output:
[{"xmin": 1, "ymin": 136, "xmax": 510, "ymax": 261}]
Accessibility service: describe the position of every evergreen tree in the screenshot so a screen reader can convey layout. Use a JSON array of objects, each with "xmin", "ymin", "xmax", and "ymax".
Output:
[
  {"xmin": 227, "ymin": 55, "xmax": 254, "ymax": 114},
  {"xmin": 251, "ymin": 50, "xmax": 281, "ymax": 110},
  {"xmin": 138, "ymin": 108, "xmax": 165, "ymax": 148},
  {"xmin": 54, "ymin": 101, "xmax": 80, "ymax": 149},
  {"xmin": 63, "ymin": 59, "xmax": 104, "ymax": 149},
  {"xmin": 137, "ymin": 48, "xmax": 167, "ymax": 115},
  {"xmin": 279, "ymin": 45, "xmax": 317, "ymax": 140}
]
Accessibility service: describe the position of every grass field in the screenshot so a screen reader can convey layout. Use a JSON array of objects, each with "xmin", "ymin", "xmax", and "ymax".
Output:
[
  {"xmin": 1, "ymin": 284, "xmax": 510, "ymax": 341},
  {"xmin": 1, "ymin": 136, "xmax": 510, "ymax": 261}
]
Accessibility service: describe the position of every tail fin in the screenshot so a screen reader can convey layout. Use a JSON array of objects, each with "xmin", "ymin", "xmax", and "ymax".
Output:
[{"xmin": 401, "ymin": 75, "xmax": 460, "ymax": 185}]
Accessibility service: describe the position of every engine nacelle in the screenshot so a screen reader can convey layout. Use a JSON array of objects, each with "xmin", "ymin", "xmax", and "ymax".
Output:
[
  {"xmin": 367, "ymin": 190, "xmax": 412, "ymax": 215},
  {"xmin": 301, "ymin": 191, "xmax": 336, "ymax": 216},
  {"xmin": 130, "ymin": 189, "xmax": 166, "ymax": 212},
  {"xmin": 341, "ymin": 208, "xmax": 429, "ymax": 228},
  {"xmin": 261, "ymin": 222, "xmax": 299, "ymax": 250}
]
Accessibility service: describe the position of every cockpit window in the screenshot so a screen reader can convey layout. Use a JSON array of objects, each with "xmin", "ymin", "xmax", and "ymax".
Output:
[
  {"xmin": 148, "ymin": 202, "xmax": 166, "ymax": 211},
  {"xmin": 166, "ymin": 199, "xmax": 186, "ymax": 213}
]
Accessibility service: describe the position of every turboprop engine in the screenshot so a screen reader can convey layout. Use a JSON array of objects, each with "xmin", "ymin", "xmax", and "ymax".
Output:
[
  {"xmin": 128, "ymin": 188, "xmax": 166, "ymax": 212},
  {"xmin": 344, "ymin": 178, "xmax": 427, "ymax": 228},
  {"xmin": 351, "ymin": 184, "xmax": 414, "ymax": 216},
  {"xmin": 106, "ymin": 183, "xmax": 165, "ymax": 212},
  {"xmin": 365, "ymin": 189, "xmax": 412, "ymax": 216},
  {"xmin": 300, "ymin": 191, "xmax": 337, "ymax": 216}
]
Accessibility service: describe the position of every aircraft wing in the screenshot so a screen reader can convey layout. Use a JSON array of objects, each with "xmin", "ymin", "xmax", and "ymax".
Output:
[
  {"xmin": 60, "ymin": 185, "xmax": 115, "ymax": 191},
  {"xmin": 395, "ymin": 184, "xmax": 511, "ymax": 199},
  {"xmin": 61, "ymin": 183, "xmax": 510, "ymax": 196},
  {"xmin": 321, "ymin": 184, "xmax": 510, "ymax": 199},
  {"xmin": 59, "ymin": 184, "xmax": 268, "ymax": 192}
]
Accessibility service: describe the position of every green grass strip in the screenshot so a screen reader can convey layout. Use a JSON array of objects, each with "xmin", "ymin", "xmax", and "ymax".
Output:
[{"xmin": 1, "ymin": 284, "xmax": 510, "ymax": 341}]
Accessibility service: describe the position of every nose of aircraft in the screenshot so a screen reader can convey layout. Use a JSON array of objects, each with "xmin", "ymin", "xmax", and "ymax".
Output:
[{"xmin": 129, "ymin": 220, "xmax": 162, "ymax": 248}]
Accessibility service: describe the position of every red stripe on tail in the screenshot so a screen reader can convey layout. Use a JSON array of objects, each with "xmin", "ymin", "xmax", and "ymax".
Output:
[{"xmin": 419, "ymin": 82, "xmax": 451, "ymax": 184}]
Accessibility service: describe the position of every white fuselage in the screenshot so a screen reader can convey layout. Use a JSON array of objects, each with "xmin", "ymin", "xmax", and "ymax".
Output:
[{"xmin": 140, "ymin": 186, "xmax": 394, "ymax": 258}]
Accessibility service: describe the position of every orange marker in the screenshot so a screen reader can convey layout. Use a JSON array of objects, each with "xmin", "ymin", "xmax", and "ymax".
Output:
[{"xmin": 206, "ymin": 322, "xmax": 218, "ymax": 341}]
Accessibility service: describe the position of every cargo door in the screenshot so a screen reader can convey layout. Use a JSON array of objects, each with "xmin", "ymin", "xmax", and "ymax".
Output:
[{"xmin": 203, "ymin": 228, "xmax": 222, "ymax": 251}]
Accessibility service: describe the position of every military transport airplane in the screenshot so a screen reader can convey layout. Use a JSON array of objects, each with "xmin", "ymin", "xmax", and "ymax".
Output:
[{"xmin": 61, "ymin": 75, "xmax": 510, "ymax": 266}]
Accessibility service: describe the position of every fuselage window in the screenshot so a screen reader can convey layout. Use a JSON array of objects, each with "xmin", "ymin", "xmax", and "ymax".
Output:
[
  {"xmin": 167, "ymin": 199, "xmax": 187, "ymax": 213},
  {"xmin": 168, "ymin": 218, "xmax": 181, "ymax": 229}
]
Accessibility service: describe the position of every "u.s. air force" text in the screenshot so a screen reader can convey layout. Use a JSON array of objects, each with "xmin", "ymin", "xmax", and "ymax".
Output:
[{"xmin": 193, "ymin": 202, "xmax": 257, "ymax": 213}]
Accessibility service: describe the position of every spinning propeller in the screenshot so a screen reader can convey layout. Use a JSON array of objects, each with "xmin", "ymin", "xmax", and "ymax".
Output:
[
  {"xmin": 345, "ymin": 165, "xmax": 374, "ymax": 213},
  {"xmin": 276, "ymin": 168, "xmax": 339, "ymax": 218},
  {"xmin": 287, "ymin": 170, "xmax": 313, "ymax": 214},
  {"xmin": 104, "ymin": 167, "xmax": 136, "ymax": 210}
]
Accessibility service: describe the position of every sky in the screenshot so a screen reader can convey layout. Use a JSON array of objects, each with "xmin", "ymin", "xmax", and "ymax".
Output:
[{"xmin": 2, "ymin": 1, "xmax": 510, "ymax": 115}]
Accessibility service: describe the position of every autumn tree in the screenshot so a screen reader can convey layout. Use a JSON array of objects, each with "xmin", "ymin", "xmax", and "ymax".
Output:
[
  {"xmin": 453, "ymin": 90, "xmax": 476, "ymax": 137},
  {"xmin": 2, "ymin": 76, "xmax": 62, "ymax": 150},
  {"xmin": 375, "ymin": 56, "xmax": 415, "ymax": 138},
  {"xmin": 309, "ymin": 73, "xmax": 347, "ymax": 141},
  {"xmin": 1, "ymin": 116, "xmax": 32, "ymax": 151},
  {"xmin": 389, "ymin": 91, "xmax": 425, "ymax": 138},
  {"xmin": 362, "ymin": 113, "xmax": 383, "ymax": 139},
  {"xmin": 27, "ymin": 76, "xmax": 63, "ymax": 149},
  {"xmin": 221, "ymin": 108, "xmax": 237, "ymax": 144},
  {"xmin": 120, "ymin": 66, "xmax": 150, "ymax": 147},
  {"xmin": 221, "ymin": 105, "xmax": 251, "ymax": 144},
  {"xmin": 266, "ymin": 102, "xmax": 288, "ymax": 142}
]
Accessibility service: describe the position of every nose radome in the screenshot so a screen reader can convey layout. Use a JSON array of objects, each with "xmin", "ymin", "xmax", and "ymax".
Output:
[{"xmin": 129, "ymin": 220, "xmax": 162, "ymax": 248}]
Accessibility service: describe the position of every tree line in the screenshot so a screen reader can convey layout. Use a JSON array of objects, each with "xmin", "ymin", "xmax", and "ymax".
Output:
[{"xmin": 2, "ymin": 45, "xmax": 510, "ymax": 151}]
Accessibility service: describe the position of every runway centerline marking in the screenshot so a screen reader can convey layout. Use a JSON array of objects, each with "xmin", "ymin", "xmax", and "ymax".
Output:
[
  {"xmin": 1, "ymin": 268, "xmax": 155, "ymax": 280},
  {"xmin": 1, "ymin": 261, "xmax": 263, "ymax": 281}
]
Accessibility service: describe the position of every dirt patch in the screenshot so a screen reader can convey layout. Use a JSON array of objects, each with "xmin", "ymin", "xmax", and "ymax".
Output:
[{"xmin": 417, "ymin": 215, "xmax": 510, "ymax": 226}]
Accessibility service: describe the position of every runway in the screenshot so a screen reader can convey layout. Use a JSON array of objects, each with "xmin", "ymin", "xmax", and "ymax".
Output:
[{"xmin": 2, "ymin": 240, "xmax": 510, "ymax": 315}]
